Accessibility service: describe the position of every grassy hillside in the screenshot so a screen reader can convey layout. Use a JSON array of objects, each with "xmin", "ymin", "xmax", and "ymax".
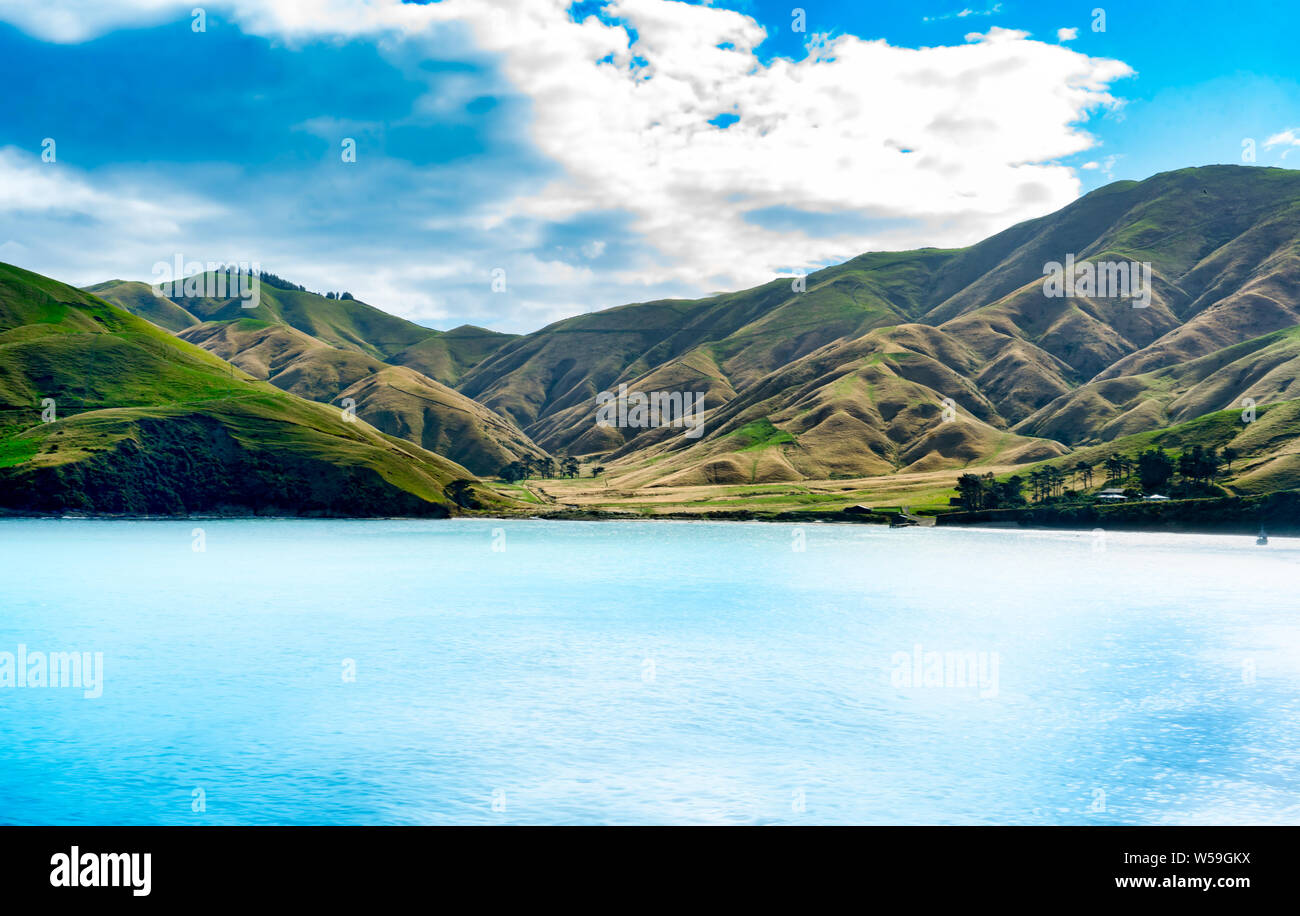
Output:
[
  {"xmin": 455, "ymin": 166, "xmax": 1300, "ymax": 488},
  {"xmin": 1023, "ymin": 398, "xmax": 1300, "ymax": 496},
  {"xmin": 174, "ymin": 318, "xmax": 546, "ymax": 475},
  {"xmin": 457, "ymin": 249, "xmax": 954, "ymax": 437},
  {"xmin": 0, "ymin": 263, "xmax": 498, "ymax": 516},
  {"xmin": 90, "ymin": 276, "xmax": 514, "ymax": 386},
  {"xmin": 42, "ymin": 165, "xmax": 1300, "ymax": 506},
  {"xmin": 389, "ymin": 324, "xmax": 520, "ymax": 387},
  {"xmin": 1014, "ymin": 326, "xmax": 1300, "ymax": 445},
  {"xmin": 82, "ymin": 279, "xmax": 200, "ymax": 333}
]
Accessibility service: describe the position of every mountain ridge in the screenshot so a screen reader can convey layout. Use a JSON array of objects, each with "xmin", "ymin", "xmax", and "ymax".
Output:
[
  {"xmin": 449, "ymin": 165, "xmax": 1300, "ymax": 487},
  {"xmin": 10, "ymin": 163, "xmax": 1297, "ymax": 513}
]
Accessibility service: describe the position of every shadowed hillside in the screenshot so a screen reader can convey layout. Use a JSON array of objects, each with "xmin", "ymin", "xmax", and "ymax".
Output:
[
  {"xmin": 91, "ymin": 276, "xmax": 517, "ymax": 387},
  {"xmin": 175, "ymin": 319, "xmax": 547, "ymax": 475},
  {"xmin": 456, "ymin": 166, "xmax": 1300, "ymax": 485},
  {"xmin": 0, "ymin": 264, "xmax": 498, "ymax": 516}
]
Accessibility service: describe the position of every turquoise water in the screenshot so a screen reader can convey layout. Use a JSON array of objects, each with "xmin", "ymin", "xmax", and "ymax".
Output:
[{"xmin": 0, "ymin": 518, "xmax": 1297, "ymax": 825}]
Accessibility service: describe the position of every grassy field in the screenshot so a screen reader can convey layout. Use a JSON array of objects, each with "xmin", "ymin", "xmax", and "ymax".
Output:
[{"xmin": 509, "ymin": 464, "xmax": 1015, "ymax": 516}]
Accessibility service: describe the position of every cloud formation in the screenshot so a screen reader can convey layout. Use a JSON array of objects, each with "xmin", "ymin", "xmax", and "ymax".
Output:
[
  {"xmin": 1264, "ymin": 128, "xmax": 1300, "ymax": 159},
  {"xmin": 0, "ymin": 0, "xmax": 1134, "ymax": 331}
]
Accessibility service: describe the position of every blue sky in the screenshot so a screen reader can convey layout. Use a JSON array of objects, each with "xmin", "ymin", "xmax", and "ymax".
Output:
[{"xmin": 0, "ymin": 0, "xmax": 1296, "ymax": 332}]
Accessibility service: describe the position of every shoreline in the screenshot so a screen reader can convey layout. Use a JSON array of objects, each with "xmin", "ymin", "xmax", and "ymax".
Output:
[{"xmin": 3, "ymin": 492, "xmax": 1298, "ymax": 537}]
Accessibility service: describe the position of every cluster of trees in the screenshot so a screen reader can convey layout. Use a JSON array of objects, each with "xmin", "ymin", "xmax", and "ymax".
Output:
[
  {"xmin": 958, "ymin": 443, "xmax": 1240, "ymax": 509},
  {"xmin": 1101, "ymin": 454, "xmax": 1131, "ymax": 482},
  {"xmin": 1029, "ymin": 466, "xmax": 1069, "ymax": 501},
  {"xmin": 257, "ymin": 271, "xmax": 352, "ymax": 300},
  {"xmin": 1178, "ymin": 444, "xmax": 1231, "ymax": 483},
  {"xmin": 1136, "ymin": 448, "xmax": 1173, "ymax": 491},
  {"xmin": 257, "ymin": 271, "xmax": 308, "ymax": 292},
  {"xmin": 1113, "ymin": 444, "xmax": 1231, "ymax": 492},
  {"xmin": 497, "ymin": 455, "xmax": 582, "ymax": 481},
  {"xmin": 955, "ymin": 473, "xmax": 1025, "ymax": 511},
  {"xmin": 445, "ymin": 479, "xmax": 480, "ymax": 509}
]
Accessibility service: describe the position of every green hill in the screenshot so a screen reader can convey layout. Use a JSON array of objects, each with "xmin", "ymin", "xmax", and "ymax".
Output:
[
  {"xmin": 389, "ymin": 324, "xmax": 520, "ymax": 387},
  {"xmin": 82, "ymin": 279, "xmax": 199, "ymax": 333},
  {"xmin": 90, "ymin": 276, "xmax": 515, "ymax": 386},
  {"xmin": 175, "ymin": 318, "xmax": 547, "ymax": 474},
  {"xmin": 0, "ymin": 263, "xmax": 492, "ymax": 516}
]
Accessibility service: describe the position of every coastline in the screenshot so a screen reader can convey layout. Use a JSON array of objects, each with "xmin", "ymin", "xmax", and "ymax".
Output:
[
  {"xmin": 3, "ymin": 488, "xmax": 1298, "ymax": 536},
  {"xmin": 933, "ymin": 489, "xmax": 1300, "ymax": 537}
]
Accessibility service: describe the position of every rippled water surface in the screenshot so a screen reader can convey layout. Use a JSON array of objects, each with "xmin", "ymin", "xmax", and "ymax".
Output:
[{"xmin": 1, "ymin": 518, "xmax": 1297, "ymax": 824}]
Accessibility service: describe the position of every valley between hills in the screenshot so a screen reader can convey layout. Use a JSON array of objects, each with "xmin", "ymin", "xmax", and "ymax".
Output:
[{"xmin": 4, "ymin": 164, "xmax": 1300, "ymax": 530}]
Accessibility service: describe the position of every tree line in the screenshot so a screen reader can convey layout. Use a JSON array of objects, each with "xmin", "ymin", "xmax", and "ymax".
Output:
[
  {"xmin": 956, "ymin": 444, "xmax": 1237, "ymax": 508},
  {"xmin": 498, "ymin": 455, "xmax": 605, "ymax": 482},
  {"xmin": 256, "ymin": 271, "xmax": 352, "ymax": 300},
  {"xmin": 1104, "ymin": 444, "xmax": 1232, "ymax": 493}
]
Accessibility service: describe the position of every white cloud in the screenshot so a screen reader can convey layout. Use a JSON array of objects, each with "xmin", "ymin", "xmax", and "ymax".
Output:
[
  {"xmin": 0, "ymin": 148, "xmax": 231, "ymax": 277},
  {"xmin": 1264, "ymin": 128, "xmax": 1300, "ymax": 159},
  {"xmin": 0, "ymin": 0, "xmax": 175, "ymax": 42},
  {"xmin": 432, "ymin": 6, "xmax": 1132, "ymax": 289},
  {"xmin": 0, "ymin": 0, "xmax": 441, "ymax": 43},
  {"xmin": 1057, "ymin": 27, "xmax": 1078, "ymax": 42},
  {"xmin": 923, "ymin": 3, "xmax": 1003, "ymax": 23},
  {"xmin": 0, "ymin": 0, "xmax": 1135, "ymax": 326}
]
